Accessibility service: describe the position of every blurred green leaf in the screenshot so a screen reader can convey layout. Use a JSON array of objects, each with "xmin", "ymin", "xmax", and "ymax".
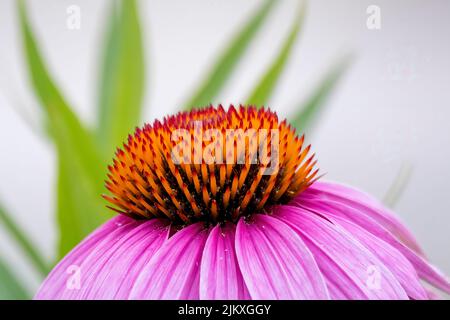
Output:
[
  {"xmin": 97, "ymin": 0, "xmax": 145, "ymax": 157},
  {"xmin": 291, "ymin": 56, "xmax": 352, "ymax": 132},
  {"xmin": 0, "ymin": 257, "xmax": 29, "ymax": 300},
  {"xmin": 18, "ymin": 0, "xmax": 109, "ymax": 257},
  {"xmin": 184, "ymin": 0, "xmax": 277, "ymax": 110},
  {"xmin": 0, "ymin": 202, "xmax": 49, "ymax": 276},
  {"xmin": 384, "ymin": 162, "xmax": 413, "ymax": 208},
  {"xmin": 56, "ymin": 159, "xmax": 107, "ymax": 258},
  {"xmin": 18, "ymin": 0, "xmax": 103, "ymax": 182},
  {"xmin": 246, "ymin": 2, "xmax": 305, "ymax": 106}
]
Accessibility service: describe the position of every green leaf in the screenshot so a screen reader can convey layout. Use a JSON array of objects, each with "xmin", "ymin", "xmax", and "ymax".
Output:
[
  {"xmin": 291, "ymin": 56, "xmax": 352, "ymax": 132},
  {"xmin": 56, "ymin": 159, "xmax": 108, "ymax": 258},
  {"xmin": 0, "ymin": 202, "xmax": 49, "ymax": 276},
  {"xmin": 246, "ymin": 2, "xmax": 306, "ymax": 107},
  {"xmin": 97, "ymin": 0, "xmax": 145, "ymax": 157},
  {"xmin": 0, "ymin": 257, "xmax": 29, "ymax": 300},
  {"xmin": 383, "ymin": 162, "xmax": 413, "ymax": 208},
  {"xmin": 18, "ymin": 0, "xmax": 109, "ymax": 257},
  {"xmin": 184, "ymin": 0, "xmax": 277, "ymax": 110},
  {"xmin": 18, "ymin": 0, "xmax": 104, "ymax": 183}
]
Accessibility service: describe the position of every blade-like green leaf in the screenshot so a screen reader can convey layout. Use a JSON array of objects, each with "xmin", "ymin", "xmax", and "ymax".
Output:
[
  {"xmin": 56, "ymin": 159, "xmax": 108, "ymax": 258},
  {"xmin": 383, "ymin": 162, "xmax": 413, "ymax": 208},
  {"xmin": 184, "ymin": 0, "xmax": 277, "ymax": 110},
  {"xmin": 97, "ymin": 0, "xmax": 145, "ymax": 157},
  {"xmin": 291, "ymin": 56, "xmax": 352, "ymax": 132},
  {"xmin": 0, "ymin": 257, "xmax": 29, "ymax": 300},
  {"xmin": 246, "ymin": 2, "xmax": 306, "ymax": 107},
  {"xmin": 0, "ymin": 202, "xmax": 49, "ymax": 276},
  {"xmin": 18, "ymin": 0, "xmax": 104, "ymax": 183},
  {"xmin": 18, "ymin": 0, "xmax": 109, "ymax": 257}
]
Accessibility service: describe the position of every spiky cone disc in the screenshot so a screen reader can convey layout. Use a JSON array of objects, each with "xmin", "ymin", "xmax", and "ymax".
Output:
[{"xmin": 104, "ymin": 105, "xmax": 319, "ymax": 225}]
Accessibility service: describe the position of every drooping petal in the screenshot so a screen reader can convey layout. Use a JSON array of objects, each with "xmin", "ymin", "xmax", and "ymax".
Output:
[
  {"xmin": 316, "ymin": 211, "xmax": 427, "ymax": 299},
  {"xmin": 273, "ymin": 205, "xmax": 409, "ymax": 299},
  {"xmin": 129, "ymin": 222, "xmax": 210, "ymax": 299},
  {"xmin": 235, "ymin": 214, "xmax": 329, "ymax": 299},
  {"xmin": 297, "ymin": 197, "xmax": 450, "ymax": 294},
  {"xmin": 80, "ymin": 219, "xmax": 170, "ymax": 299},
  {"xmin": 35, "ymin": 215, "xmax": 131, "ymax": 299},
  {"xmin": 200, "ymin": 223, "xmax": 249, "ymax": 299},
  {"xmin": 35, "ymin": 215, "xmax": 170, "ymax": 299},
  {"xmin": 301, "ymin": 181, "xmax": 424, "ymax": 255}
]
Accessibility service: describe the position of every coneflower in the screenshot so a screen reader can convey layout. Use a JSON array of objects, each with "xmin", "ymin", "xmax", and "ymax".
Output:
[{"xmin": 36, "ymin": 105, "xmax": 449, "ymax": 299}]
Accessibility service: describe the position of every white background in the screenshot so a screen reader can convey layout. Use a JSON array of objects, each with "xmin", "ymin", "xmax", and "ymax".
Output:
[{"xmin": 0, "ymin": 0, "xmax": 449, "ymax": 293}]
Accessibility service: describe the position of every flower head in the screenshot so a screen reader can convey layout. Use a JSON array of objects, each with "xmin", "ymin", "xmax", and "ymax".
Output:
[
  {"xmin": 36, "ymin": 105, "xmax": 450, "ymax": 300},
  {"xmin": 103, "ymin": 105, "xmax": 317, "ymax": 224}
]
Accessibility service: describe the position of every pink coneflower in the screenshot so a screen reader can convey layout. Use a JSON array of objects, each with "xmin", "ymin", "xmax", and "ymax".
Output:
[{"xmin": 36, "ymin": 105, "xmax": 449, "ymax": 300}]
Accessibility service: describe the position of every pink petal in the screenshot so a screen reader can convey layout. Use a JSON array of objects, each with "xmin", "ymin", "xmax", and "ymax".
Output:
[
  {"xmin": 297, "ymin": 197, "xmax": 450, "ymax": 294},
  {"xmin": 35, "ymin": 215, "xmax": 170, "ymax": 299},
  {"xmin": 81, "ymin": 219, "xmax": 170, "ymax": 299},
  {"xmin": 319, "ymin": 211, "xmax": 427, "ymax": 299},
  {"xmin": 200, "ymin": 223, "xmax": 250, "ymax": 299},
  {"xmin": 235, "ymin": 214, "xmax": 330, "ymax": 299},
  {"xmin": 35, "ymin": 215, "xmax": 132, "ymax": 299},
  {"xmin": 303, "ymin": 181, "xmax": 424, "ymax": 255},
  {"xmin": 273, "ymin": 205, "xmax": 409, "ymax": 300},
  {"xmin": 129, "ymin": 222, "xmax": 210, "ymax": 299}
]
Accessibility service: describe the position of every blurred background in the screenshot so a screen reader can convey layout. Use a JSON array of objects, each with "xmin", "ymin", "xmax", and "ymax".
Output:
[{"xmin": 0, "ymin": 0, "xmax": 449, "ymax": 296}]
